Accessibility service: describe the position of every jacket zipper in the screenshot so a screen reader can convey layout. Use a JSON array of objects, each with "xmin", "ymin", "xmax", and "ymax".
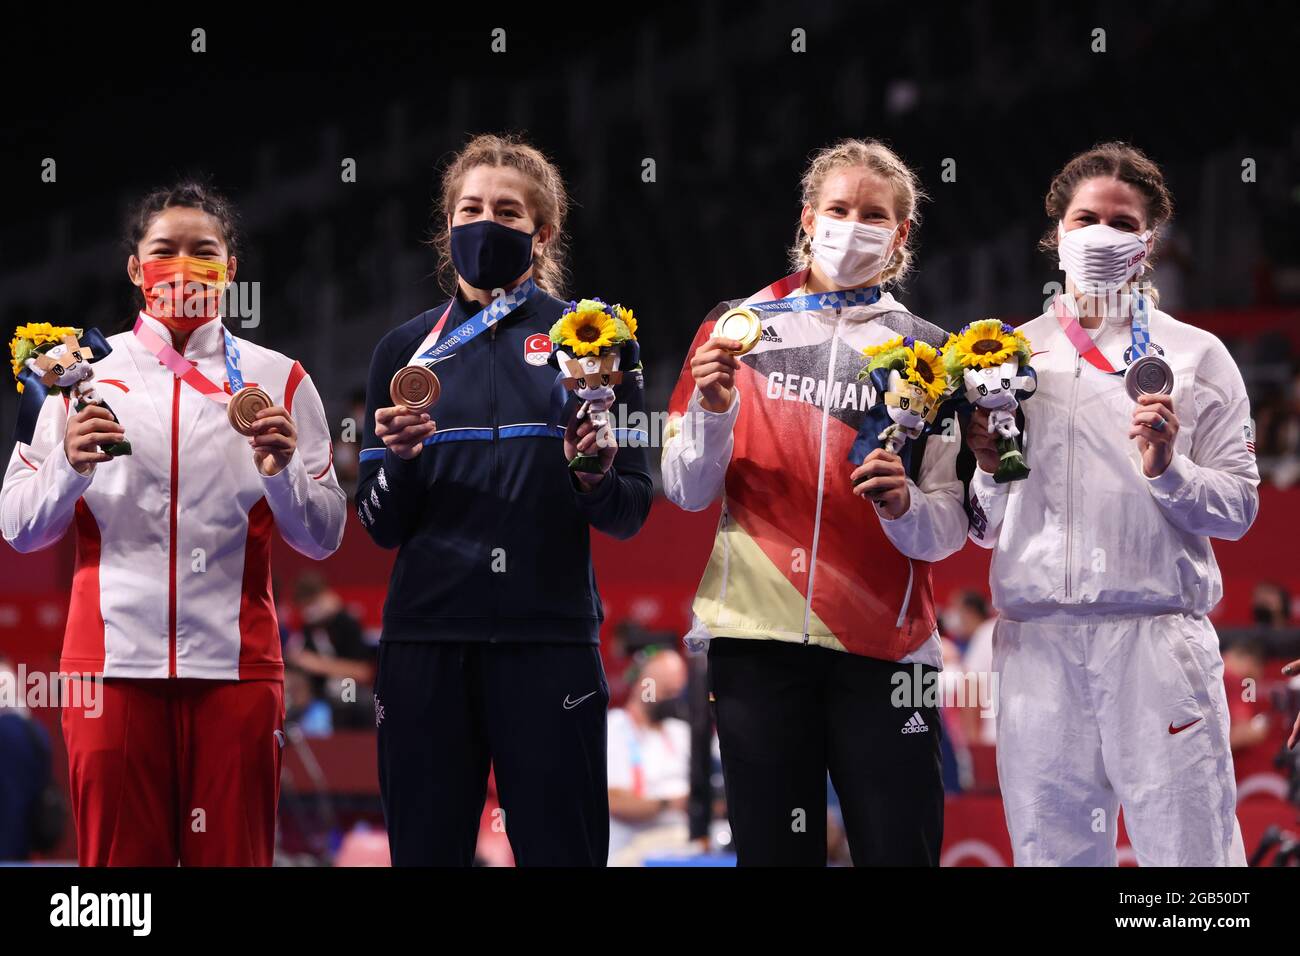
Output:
[
  {"xmin": 488, "ymin": 324, "xmax": 499, "ymax": 639},
  {"xmin": 489, "ymin": 325, "xmax": 499, "ymax": 486},
  {"xmin": 1064, "ymin": 350, "xmax": 1081, "ymax": 600},
  {"xmin": 168, "ymin": 376, "xmax": 181, "ymax": 678},
  {"xmin": 802, "ymin": 310, "xmax": 840, "ymax": 643}
]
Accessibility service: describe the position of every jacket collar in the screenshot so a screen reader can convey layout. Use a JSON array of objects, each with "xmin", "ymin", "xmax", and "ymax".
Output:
[
  {"xmin": 135, "ymin": 311, "xmax": 228, "ymax": 360},
  {"xmin": 790, "ymin": 281, "xmax": 906, "ymax": 323},
  {"xmin": 838, "ymin": 289, "xmax": 908, "ymax": 324},
  {"xmin": 445, "ymin": 288, "xmax": 537, "ymax": 326}
]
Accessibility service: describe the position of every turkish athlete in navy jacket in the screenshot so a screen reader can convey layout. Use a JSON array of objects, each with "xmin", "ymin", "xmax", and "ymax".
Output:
[
  {"xmin": 357, "ymin": 290, "xmax": 650, "ymax": 642},
  {"xmin": 359, "ymin": 135, "xmax": 651, "ymax": 866}
]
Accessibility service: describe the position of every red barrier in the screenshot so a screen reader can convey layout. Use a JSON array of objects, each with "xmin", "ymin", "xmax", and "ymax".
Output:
[{"xmin": 1, "ymin": 485, "xmax": 1296, "ymax": 664}]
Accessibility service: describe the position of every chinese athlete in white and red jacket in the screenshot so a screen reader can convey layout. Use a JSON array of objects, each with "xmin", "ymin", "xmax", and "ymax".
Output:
[{"xmin": 0, "ymin": 186, "xmax": 345, "ymax": 866}]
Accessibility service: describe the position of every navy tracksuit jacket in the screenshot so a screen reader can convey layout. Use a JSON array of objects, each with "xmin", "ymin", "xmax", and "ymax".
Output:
[{"xmin": 357, "ymin": 288, "xmax": 652, "ymax": 865}]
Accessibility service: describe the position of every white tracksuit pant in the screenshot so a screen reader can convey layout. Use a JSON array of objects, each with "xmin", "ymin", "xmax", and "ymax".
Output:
[
  {"xmin": 993, "ymin": 610, "xmax": 1245, "ymax": 866},
  {"xmin": 970, "ymin": 299, "xmax": 1258, "ymax": 866}
]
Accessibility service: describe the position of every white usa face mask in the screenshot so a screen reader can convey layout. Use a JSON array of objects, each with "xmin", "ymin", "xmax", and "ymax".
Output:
[
  {"xmin": 810, "ymin": 215, "xmax": 897, "ymax": 288},
  {"xmin": 1057, "ymin": 222, "xmax": 1153, "ymax": 295}
]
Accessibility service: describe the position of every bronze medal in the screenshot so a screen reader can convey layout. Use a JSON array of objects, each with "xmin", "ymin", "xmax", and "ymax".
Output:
[
  {"xmin": 715, "ymin": 307, "xmax": 763, "ymax": 355},
  {"xmin": 389, "ymin": 364, "xmax": 441, "ymax": 411},
  {"xmin": 227, "ymin": 386, "xmax": 273, "ymax": 436}
]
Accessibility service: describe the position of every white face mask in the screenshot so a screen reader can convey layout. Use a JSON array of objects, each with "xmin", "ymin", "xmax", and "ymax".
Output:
[
  {"xmin": 810, "ymin": 215, "xmax": 897, "ymax": 288},
  {"xmin": 1057, "ymin": 222, "xmax": 1153, "ymax": 295}
]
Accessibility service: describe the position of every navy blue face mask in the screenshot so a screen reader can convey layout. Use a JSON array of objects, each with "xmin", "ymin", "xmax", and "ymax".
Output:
[{"xmin": 450, "ymin": 219, "xmax": 536, "ymax": 291}]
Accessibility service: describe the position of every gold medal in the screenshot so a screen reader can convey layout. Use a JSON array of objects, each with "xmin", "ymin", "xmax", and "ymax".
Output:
[
  {"xmin": 715, "ymin": 307, "xmax": 762, "ymax": 355},
  {"xmin": 227, "ymin": 386, "xmax": 273, "ymax": 436},
  {"xmin": 389, "ymin": 365, "xmax": 441, "ymax": 411}
]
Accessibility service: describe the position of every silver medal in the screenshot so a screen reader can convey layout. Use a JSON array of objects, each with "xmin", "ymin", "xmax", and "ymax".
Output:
[{"xmin": 1124, "ymin": 354, "xmax": 1174, "ymax": 401}]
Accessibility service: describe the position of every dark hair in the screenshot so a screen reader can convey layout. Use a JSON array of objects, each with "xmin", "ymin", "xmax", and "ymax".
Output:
[
  {"xmin": 124, "ymin": 178, "xmax": 241, "ymax": 258},
  {"xmin": 1040, "ymin": 142, "xmax": 1174, "ymax": 255},
  {"xmin": 958, "ymin": 591, "xmax": 990, "ymax": 619},
  {"xmin": 1225, "ymin": 637, "xmax": 1268, "ymax": 662}
]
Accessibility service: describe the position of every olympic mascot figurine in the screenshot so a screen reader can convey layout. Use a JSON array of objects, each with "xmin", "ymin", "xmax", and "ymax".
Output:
[
  {"xmin": 943, "ymin": 319, "xmax": 1036, "ymax": 483},
  {"xmin": 549, "ymin": 298, "xmax": 640, "ymax": 474},
  {"xmin": 10, "ymin": 323, "xmax": 130, "ymax": 455},
  {"xmin": 848, "ymin": 335, "xmax": 949, "ymax": 469}
]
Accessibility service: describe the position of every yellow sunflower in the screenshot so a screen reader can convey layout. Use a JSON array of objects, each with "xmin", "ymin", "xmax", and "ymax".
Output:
[
  {"xmin": 556, "ymin": 308, "xmax": 618, "ymax": 357},
  {"xmin": 11, "ymin": 323, "xmax": 79, "ymax": 391},
  {"xmin": 862, "ymin": 335, "xmax": 905, "ymax": 360},
  {"xmin": 903, "ymin": 340, "xmax": 947, "ymax": 403},
  {"xmin": 950, "ymin": 319, "xmax": 1018, "ymax": 368},
  {"xmin": 615, "ymin": 305, "xmax": 637, "ymax": 339}
]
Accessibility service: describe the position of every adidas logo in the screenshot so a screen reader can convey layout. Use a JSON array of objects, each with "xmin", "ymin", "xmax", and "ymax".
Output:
[
  {"xmin": 900, "ymin": 711, "xmax": 929, "ymax": 735},
  {"xmin": 760, "ymin": 325, "xmax": 783, "ymax": 343}
]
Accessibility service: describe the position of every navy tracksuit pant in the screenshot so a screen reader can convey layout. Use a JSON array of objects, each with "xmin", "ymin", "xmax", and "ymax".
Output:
[{"xmin": 376, "ymin": 640, "xmax": 610, "ymax": 866}]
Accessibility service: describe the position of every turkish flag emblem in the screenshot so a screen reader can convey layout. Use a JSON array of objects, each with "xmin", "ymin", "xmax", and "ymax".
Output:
[{"xmin": 524, "ymin": 333, "xmax": 552, "ymax": 367}]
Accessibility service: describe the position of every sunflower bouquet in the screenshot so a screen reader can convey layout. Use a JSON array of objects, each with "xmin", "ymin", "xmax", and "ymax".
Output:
[
  {"xmin": 549, "ymin": 298, "xmax": 641, "ymax": 473},
  {"xmin": 848, "ymin": 335, "xmax": 950, "ymax": 467},
  {"xmin": 943, "ymin": 319, "xmax": 1037, "ymax": 483},
  {"xmin": 10, "ymin": 323, "xmax": 130, "ymax": 454}
]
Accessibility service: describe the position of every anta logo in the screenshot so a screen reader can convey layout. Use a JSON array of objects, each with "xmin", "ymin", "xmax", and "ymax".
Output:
[
  {"xmin": 760, "ymin": 326, "xmax": 783, "ymax": 343},
  {"xmin": 765, "ymin": 371, "xmax": 871, "ymax": 411},
  {"xmin": 524, "ymin": 333, "xmax": 551, "ymax": 367}
]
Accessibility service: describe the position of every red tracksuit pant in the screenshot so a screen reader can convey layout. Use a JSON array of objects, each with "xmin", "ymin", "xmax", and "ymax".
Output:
[{"xmin": 61, "ymin": 677, "xmax": 284, "ymax": 866}]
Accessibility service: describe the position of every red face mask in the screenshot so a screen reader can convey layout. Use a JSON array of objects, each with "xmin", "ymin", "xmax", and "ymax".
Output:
[{"xmin": 139, "ymin": 256, "xmax": 228, "ymax": 332}]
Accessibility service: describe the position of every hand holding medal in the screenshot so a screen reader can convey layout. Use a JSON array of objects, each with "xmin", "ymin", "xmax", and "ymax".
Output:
[
  {"xmin": 239, "ymin": 396, "xmax": 297, "ymax": 477},
  {"xmin": 1128, "ymin": 388, "xmax": 1179, "ymax": 477},
  {"xmin": 1123, "ymin": 313, "xmax": 1178, "ymax": 476}
]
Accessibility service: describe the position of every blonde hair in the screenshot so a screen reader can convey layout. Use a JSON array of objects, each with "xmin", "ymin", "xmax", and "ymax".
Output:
[
  {"xmin": 433, "ymin": 133, "xmax": 570, "ymax": 297},
  {"xmin": 789, "ymin": 138, "xmax": 927, "ymax": 286}
]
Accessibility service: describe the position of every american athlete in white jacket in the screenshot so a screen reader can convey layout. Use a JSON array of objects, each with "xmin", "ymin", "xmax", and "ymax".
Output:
[
  {"xmin": 0, "ymin": 184, "xmax": 346, "ymax": 866},
  {"xmin": 966, "ymin": 144, "xmax": 1258, "ymax": 866}
]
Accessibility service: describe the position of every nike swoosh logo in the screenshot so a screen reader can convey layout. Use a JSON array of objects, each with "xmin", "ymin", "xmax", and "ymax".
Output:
[
  {"xmin": 563, "ymin": 692, "xmax": 598, "ymax": 710},
  {"xmin": 1168, "ymin": 718, "xmax": 1203, "ymax": 735}
]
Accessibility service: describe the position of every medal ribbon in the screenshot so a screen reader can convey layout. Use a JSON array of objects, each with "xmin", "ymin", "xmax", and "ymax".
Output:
[
  {"xmin": 742, "ymin": 269, "xmax": 882, "ymax": 313},
  {"xmin": 407, "ymin": 279, "xmax": 539, "ymax": 367},
  {"xmin": 1054, "ymin": 292, "xmax": 1151, "ymax": 375},
  {"xmin": 132, "ymin": 313, "xmax": 249, "ymax": 406}
]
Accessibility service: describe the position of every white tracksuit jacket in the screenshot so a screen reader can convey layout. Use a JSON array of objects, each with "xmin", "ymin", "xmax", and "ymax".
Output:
[
  {"xmin": 969, "ymin": 295, "xmax": 1259, "ymax": 866},
  {"xmin": 0, "ymin": 313, "xmax": 346, "ymax": 681}
]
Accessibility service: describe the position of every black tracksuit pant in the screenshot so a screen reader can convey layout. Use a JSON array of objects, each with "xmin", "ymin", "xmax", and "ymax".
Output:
[
  {"xmin": 376, "ymin": 641, "xmax": 610, "ymax": 866},
  {"xmin": 708, "ymin": 637, "xmax": 944, "ymax": 866}
]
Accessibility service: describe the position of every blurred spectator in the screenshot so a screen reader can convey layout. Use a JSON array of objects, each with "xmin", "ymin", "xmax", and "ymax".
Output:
[
  {"xmin": 941, "ymin": 590, "xmax": 992, "ymax": 653},
  {"xmin": 332, "ymin": 387, "xmax": 368, "ymax": 497},
  {"xmin": 0, "ymin": 656, "xmax": 56, "ymax": 861},
  {"xmin": 287, "ymin": 572, "xmax": 377, "ymax": 731},
  {"xmin": 607, "ymin": 647, "xmax": 692, "ymax": 865},
  {"xmin": 937, "ymin": 638, "xmax": 973, "ymax": 793},
  {"xmin": 1254, "ymin": 373, "xmax": 1300, "ymax": 488},
  {"xmin": 1222, "ymin": 638, "xmax": 1277, "ymax": 783},
  {"xmin": 285, "ymin": 665, "xmax": 334, "ymax": 738},
  {"xmin": 1250, "ymin": 581, "xmax": 1292, "ymax": 628},
  {"xmin": 947, "ymin": 590, "xmax": 997, "ymax": 747}
]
